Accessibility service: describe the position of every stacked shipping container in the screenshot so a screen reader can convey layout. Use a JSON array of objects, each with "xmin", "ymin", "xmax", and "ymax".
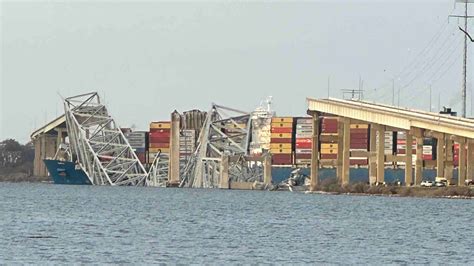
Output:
[
  {"xmin": 180, "ymin": 129, "xmax": 196, "ymax": 165},
  {"xmin": 350, "ymin": 124, "xmax": 369, "ymax": 165},
  {"xmin": 423, "ymin": 138, "xmax": 434, "ymax": 161},
  {"xmin": 295, "ymin": 118, "xmax": 312, "ymax": 165},
  {"xmin": 124, "ymin": 131, "xmax": 147, "ymax": 164},
  {"xmin": 320, "ymin": 117, "xmax": 338, "ymax": 160},
  {"xmin": 148, "ymin": 121, "xmax": 171, "ymax": 163},
  {"xmin": 270, "ymin": 117, "xmax": 293, "ymax": 165},
  {"xmin": 396, "ymin": 131, "xmax": 416, "ymax": 165}
]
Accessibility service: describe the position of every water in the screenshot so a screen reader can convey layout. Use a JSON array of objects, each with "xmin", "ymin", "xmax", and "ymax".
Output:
[{"xmin": 1, "ymin": 182, "xmax": 473, "ymax": 264}]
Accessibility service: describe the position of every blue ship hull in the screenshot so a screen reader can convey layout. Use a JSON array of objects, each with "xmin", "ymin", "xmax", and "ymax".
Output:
[{"xmin": 43, "ymin": 159, "xmax": 91, "ymax": 185}]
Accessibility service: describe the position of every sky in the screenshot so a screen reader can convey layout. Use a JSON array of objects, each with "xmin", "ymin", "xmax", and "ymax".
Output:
[{"xmin": 1, "ymin": 0, "xmax": 473, "ymax": 143}]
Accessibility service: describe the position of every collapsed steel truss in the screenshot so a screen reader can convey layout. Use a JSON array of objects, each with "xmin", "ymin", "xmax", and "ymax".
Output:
[
  {"xmin": 180, "ymin": 104, "xmax": 264, "ymax": 188},
  {"xmin": 64, "ymin": 92, "xmax": 149, "ymax": 186},
  {"xmin": 147, "ymin": 151, "xmax": 169, "ymax": 187}
]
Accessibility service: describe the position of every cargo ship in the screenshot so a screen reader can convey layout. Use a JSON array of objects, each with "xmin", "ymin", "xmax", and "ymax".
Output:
[
  {"xmin": 43, "ymin": 101, "xmax": 445, "ymax": 186},
  {"xmin": 43, "ymin": 159, "xmax": 91, "ymax": 185}
]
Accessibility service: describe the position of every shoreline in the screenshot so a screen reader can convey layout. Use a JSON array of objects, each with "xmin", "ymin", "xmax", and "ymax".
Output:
[
  {"xmin": 1, "ymin": 176, "xmax": 473, "ymax": 200},
  {"xmin": 304, "ymin": 186, "xmax": 474, "ymax": 200},
  {"xmin": 306, "ymin": 190, "xmax": 474, "ymax": 200},
  {"xmin": 0, "ymin": 173, "xmax": 50, "ymax": 183}
]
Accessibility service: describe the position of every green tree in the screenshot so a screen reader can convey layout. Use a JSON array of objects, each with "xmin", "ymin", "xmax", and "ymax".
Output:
[{"xmin": 0, "ymin": 139, "xmax": 22, "ymax": 152}]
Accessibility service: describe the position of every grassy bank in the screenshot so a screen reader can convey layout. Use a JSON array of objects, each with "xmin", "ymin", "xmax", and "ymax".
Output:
[{"xmin": 316, "ymin": 178, "xmax": 474, "ymax": 199}]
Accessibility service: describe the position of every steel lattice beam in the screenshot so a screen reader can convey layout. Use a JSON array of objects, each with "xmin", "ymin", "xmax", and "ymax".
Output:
[{"xmin": 64, "ymin": 92, "xmax": 150, "ymax": 186}]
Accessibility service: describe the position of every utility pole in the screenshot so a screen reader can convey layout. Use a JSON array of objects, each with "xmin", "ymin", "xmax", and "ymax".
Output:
[
  {"xmin": 450, "ymin": 0, "xmax": 473, "ymax": 117},
  {"xmin": 438, "ymin": 93, "xmax": 441, "ymax": 112},
  {"xmin": 392, "ymin": 79, "xmax": 395, "ymax": 106},
  {"xmin": 462, "ymin": 0, "xmax": 468, "ymax": 117},
  {"xmin": 327, "ymin": 76, "xmax": 330, "ymax": 98},
  {"xmin": 397, "ymin": 87, "xmax": 400, "ymax": 107},
  {"xmin": 429, "ymin": 85, "xmax": 432, "ymax": 112}
]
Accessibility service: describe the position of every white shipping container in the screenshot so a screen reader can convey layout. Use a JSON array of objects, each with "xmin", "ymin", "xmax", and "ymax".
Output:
[
  {"xmin": 295, "ymin": 159, "xmax": 311, "ymax": 164},
  {"xmin": 296, "ymin": 148, "xmax": 312, "ymax": 153},
  {"xmin": 296, "ymin": 124, "xmax": 312, "ymax": 129}
]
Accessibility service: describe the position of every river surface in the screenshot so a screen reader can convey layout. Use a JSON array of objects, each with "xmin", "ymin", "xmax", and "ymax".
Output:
[{"xmin": 1, "ymin": 182, "xmax": 473, "ymax": 264}]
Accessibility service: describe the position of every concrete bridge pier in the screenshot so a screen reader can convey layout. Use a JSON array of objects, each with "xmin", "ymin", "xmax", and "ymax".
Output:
[
  {"xmin": 458, "ymin": 138, "xmax": 467, "ymax": 186},
  {"xmin": 219, "ymin": 154, "xmax": 229, "ymax": 189},
  {"xmin": 310, "ymin": 112, "xmax": 320, "ymax": 191},
  {"xmin": 467, "ymin": 140, "xmax": 474, "ymax": 182},
  {"xmin": 336, "ymin": 118, "xmax": 344, "ymax": 183},
  {"xmin": 405, "ymin": 131, "xmax": 413, "ymax": 186},
  {"xmin": 168, "ymin": 111, "xmax": 181, "ymax": 186},
  {"xmin": 341, "ymin": 117, "xmax": 350, "ymax": 186},
  {"xmin": 376, "ymin": 125, "xmax": 385, "ymax": 184},
  {"xmin": 414, "ymin": 128, "xmax": 424, "ymax": 186},
  {"xmin": 436, "ymin": 133, "xmax": 445, "ymax": 179},
  {"xmin": 263, "ymin": 154, "xmax": 272, "ymax": 186},
  {"xmin": 368, "ymin": 124, "xmax": 377, "ymax": 185},
  {"xmin": 444, "ymin": 135, "xmax": 454, "ymax": 184}
]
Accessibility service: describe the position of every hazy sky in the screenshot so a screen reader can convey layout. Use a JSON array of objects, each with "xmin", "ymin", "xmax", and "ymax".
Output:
[{"xmin": 1, "ymin": 0, "xmax": 473, "ymax": 143}]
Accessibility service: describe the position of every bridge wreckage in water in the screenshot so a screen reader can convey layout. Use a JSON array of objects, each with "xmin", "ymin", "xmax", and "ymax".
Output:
[
  {"xmin": 49, "ymin": 92, "xmax": 272, "ymax": 188},
  {"xmin": 63, "ymin": 92, "xmax": 151, "ymax": 186}
]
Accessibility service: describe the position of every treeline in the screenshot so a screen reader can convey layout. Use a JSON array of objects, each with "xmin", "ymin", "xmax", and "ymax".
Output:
[{"xmin": 0, "ymin": 139, "xmax": 34, "ymax": 176}]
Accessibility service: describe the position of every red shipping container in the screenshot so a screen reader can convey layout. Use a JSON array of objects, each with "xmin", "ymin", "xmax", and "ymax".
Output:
[
  {"xmin": 295, "ymin": 138, "xmax": 312, "ymax": 144},
  {"xmin": 397, "ymin": 149, "xmax": 416, "ymax": 155},
  {"xmin": 321, "ymin": 128, "xmax": 338, "ymax": 133},
  {"xmin": 149, "ymin": 137, "xmax": 170, "ymax": 143},
  {"xmin": 350, "ymin": 128, "xmax": 368, "ymax": 134},
  {"xmin": 351, "ymin": 138, "xmax": 368, "ymax": 144},
  {"xmin": 271, "ymin": 138, "xmax": 292, "ymax": 143},
  {"xmin": 149, "ymin": 142, "xmax": 169, "ymax": 148},
  {"xmin": 295, "ymin": 153, "xmax": 312, "ymax": 159},
  {"xmin": 272, "ymin": 154, "xmax": 293, "ymax": 164},
  {"xmin": 272, "ymin": 154, "xmax": 292, "ymax": 164},
  {"xmin": 273, "ymin": 154, "xmax": 292, "ymax": 159},
  {"xmin": 271, "ymin": 127, "xmax": 293, "ymax": 133},
  {"xmin": 321, "ymin": 124, "xmax": 338, "ymax": 130},
  {"xmin": 149, "ymin": 131, "xmax": 171, "ymax": 138},
  {"xmin": 149, "ymin": 128, "xmax": 170, "ymax": 133},
  {"xmin": 350, "ymin": 143, "xmax": 368, "ymax": 149},
  {"xmin": 350, "ymin": 159, "xmax": 368, "ymax": 165},
  {"xmin": 350, "ymin": 132, "xmax": 369, "ymax": 139},
  {"xmin": 322, "ymin": 117, "xmax": 337, "ymax": 124},
  {"xmin": 272, "ymin": 160, "xmax": 292, "ymax": 165},
  {"xmin": 296, "ymin": 142, "xmax": 312, "ymax": 149},
  {"xmin": 422, "ymin": 154, "xmax": 432, "ymax": 160},
  {"xmin": 321, "ymin": 154, "xmax": 337, "ymax": 159}
]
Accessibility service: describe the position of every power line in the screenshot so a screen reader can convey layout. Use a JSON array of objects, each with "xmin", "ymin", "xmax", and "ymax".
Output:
[
  {"xmin": 398, "ymin": 33, "xmax": 461, "ymax": 91},
  {"xmin": 403, "ymin": 49, "xmax": 462, "ymax": 106},
  {"xmin": 373, "ymin": 7, "xmax": 456, "ymax": 91}
]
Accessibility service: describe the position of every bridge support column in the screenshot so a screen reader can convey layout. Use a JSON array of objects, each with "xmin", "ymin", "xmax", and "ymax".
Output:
[
  {"xmin": 436, "ymin": 133, "xmax": 445, "ymax": 178},
  {"xmin": 368, "ymin": 124, "xmax": 377, "ymax": 185},
  {"xmin": 341, "ymin": 118, "xmax": 350, "ymax": 185},
  {"xmin": 336, "ymin": 118, "xmax": 344, "ymax": 183},
  {"xmin": 219, "ymin": 154, "xmax": 229, "ymax": 189},
  {"xmin": 168, "ymin": 111, "xmax": 181, "ymax": 186},
  {"xmin": 310, "ymin": 112, "xmax": 320, "ymax": 191},
  {"xmin": 467, "ymin": 140, "xmax": 474, "ymax": 182},
  {"xmin": 405, "ymin": 131, "xmax": 413, "ymax": 186},
  {"xmin": 445, "ymin": 135, "xmax": 454, "ymax": 184},
  {"xmin": 376, "ymin": 125, "xmax": 385, "ymax": 184},
  {"xmin": 458, "ymin": 139, "xmax": 467, "ymax": 186},
  {"xmin": 414, "ymin": 129, "xmax": 424, "ymax": 185},
  {"xmin": 263, "ymin": 154, "xmax": 272, "ymax": 185}
]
